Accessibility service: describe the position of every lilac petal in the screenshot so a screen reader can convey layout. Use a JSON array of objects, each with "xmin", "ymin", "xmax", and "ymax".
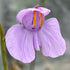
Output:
[
  {"xmin": 37, "ymin": 7, "xmax": 51, "ymax": 16},
  {"xmin": 16, "ymin": 7, "xmax": 50, "ymax": 24},
  {"xmin": 34, "ymin": 5, "xmax": 51, "ymax": 16},
  {"xmin": 16, "ymin": 8, "xmax": 40, "ymax": 24},
  {"xmin": 16, "ymin": 9, "xmax": 29, "ymax": 23},
  {"xmin": 5, "ymin": 24, "xmax": 35, "ymax": 63},
  {"xmin": 38, "ymin": 18, "xmax": 66, "ymax": 58},
  {"xmin": 33, "ymin": 32, "xmax": 40, "ymax": 51}
]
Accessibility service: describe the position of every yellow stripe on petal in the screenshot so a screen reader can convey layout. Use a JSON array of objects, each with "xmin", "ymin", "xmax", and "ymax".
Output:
[
  {"xmin": 33, "ymin": 11, "xmax": 36, "ymax": 28},
  {"xmin": 40, "ymin": 12, "xmax": 43, "ymax": 27}
]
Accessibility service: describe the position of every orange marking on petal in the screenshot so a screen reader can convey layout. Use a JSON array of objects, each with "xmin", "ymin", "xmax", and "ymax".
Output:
[
  {"xmin": 40, "ymin": 12, "xmax": 43, "ymax": 27},
  {"xmin": 33, "ymin": 11, "xmax": 36, "ymax": 28}
]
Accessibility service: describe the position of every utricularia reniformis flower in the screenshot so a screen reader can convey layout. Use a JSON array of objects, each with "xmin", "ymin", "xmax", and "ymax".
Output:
[{"xmin": 5, "ymin": 5, "xmax": 66, "ymax": 63}]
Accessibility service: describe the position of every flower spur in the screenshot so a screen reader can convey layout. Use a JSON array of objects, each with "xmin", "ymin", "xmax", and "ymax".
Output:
[{"xmin": 5, "ymin": 5, "xmax": 66, "ymax": 63}]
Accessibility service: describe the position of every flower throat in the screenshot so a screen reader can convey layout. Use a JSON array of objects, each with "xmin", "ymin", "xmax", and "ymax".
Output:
[{"xmin": 33, "ymin": 11, "xmax": 43, "ymax": 28}]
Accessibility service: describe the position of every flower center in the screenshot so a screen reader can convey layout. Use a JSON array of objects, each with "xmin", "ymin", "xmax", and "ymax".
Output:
[
  {"xmin": 32, "ymin": 11, "xmax": 43, "ymax": 28},
  {"xmin": 22, "ymin": 10, "xmax": 44, "ymax": 32}
]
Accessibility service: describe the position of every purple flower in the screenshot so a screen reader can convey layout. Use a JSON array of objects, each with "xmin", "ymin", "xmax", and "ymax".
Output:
[{"xmin": 5, "ymin": 5, "xmax": 66, "ymax": 63}]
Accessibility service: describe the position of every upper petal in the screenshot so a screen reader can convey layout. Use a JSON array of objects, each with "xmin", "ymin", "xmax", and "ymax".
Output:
[
  {"xmin": 38, "ymin": 18, "xmax": 66, "ymax": 58},
  {"xmin": 5, "ymin": 24, "xmax": 35, "ymax": 63},
  {"xmin": 16, "ymin": 6, "xmax": 50, "ymax": 24},
  {"xmin": 37, "ymin": 7, "xmax": 51, "ymax": 16},
  {"xmin": 34, "ymin": 5, "xmax": 51, "ymax": 16},
  {"xmin": 16, "ymin": 8, "xmax": 40, "ymax": 24}
]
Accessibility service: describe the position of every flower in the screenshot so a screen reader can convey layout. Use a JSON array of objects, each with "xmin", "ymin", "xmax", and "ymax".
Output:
[{"xmin": 5, "ymin": 5, "xmax": 66, "ymax": 63}]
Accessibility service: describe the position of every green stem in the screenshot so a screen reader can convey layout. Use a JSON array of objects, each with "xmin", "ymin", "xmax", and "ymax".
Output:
[
  {"xmin": 0, "ymin": 24, "xmax": 8, "ymax": 70},
  {"xmin": 40, "ymin": 0, "xmax": 45, "ymax": 3},
  {"xmin": 40, "ymin": 0, "xmax": 45, "ymax": 6}
]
